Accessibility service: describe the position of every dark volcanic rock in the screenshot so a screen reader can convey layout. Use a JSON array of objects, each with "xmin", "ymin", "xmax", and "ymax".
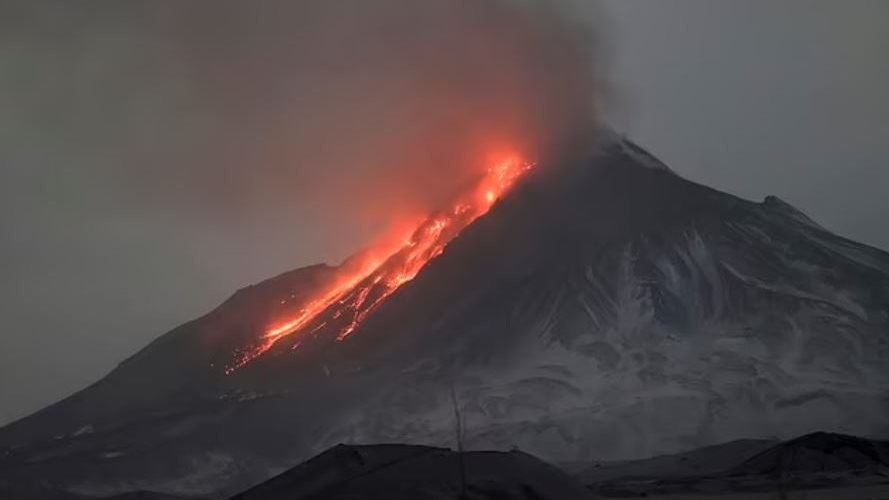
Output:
[
  {"xmin": 569, "ymin": 437, "xmax": 778, "ymax": 484},
  {"xmin": 728, "ymin": 432, "xmax": 889, "ymax": 477},
  {"xmin": 577, "ymin": 432, "xmax": 889, "ymax": 498},
  {"xmin": 229, "ymin": 444, "xmax": 594, "ymax": 500}
]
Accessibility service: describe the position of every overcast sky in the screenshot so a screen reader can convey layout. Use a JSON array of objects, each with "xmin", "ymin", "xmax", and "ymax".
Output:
[{"xmin": 1, "ymin": 0, "xmax": 887, "ymax": 425}]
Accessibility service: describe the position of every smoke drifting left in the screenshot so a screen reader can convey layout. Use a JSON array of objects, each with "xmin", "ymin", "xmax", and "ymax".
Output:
[
  {"xmin": 4, "ymin": 0, "xmax": 605, "ymax": 261},
  {"xmin": 170, "ymin": 0, "xmax": 606, "ymax": 239}
]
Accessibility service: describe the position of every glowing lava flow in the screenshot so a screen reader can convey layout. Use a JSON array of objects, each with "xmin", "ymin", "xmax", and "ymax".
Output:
[{"xmin": 226, "ymin": 156, "xmax": 534, "ymax": 373}]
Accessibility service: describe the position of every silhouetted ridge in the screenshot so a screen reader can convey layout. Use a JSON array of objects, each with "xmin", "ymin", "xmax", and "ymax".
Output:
[
  {"xmin": 728, "ymin": 432, "xmax": 889, "ymax": 476},
  {"xmin": 230, "ymin": 444, "xmax": 594, "ymax": 500}
]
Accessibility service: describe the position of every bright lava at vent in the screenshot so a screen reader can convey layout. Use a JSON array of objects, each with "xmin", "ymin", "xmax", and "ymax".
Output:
[{"xmin": 226, "ymin": 156, "xmax": 534, "ymax": 373}]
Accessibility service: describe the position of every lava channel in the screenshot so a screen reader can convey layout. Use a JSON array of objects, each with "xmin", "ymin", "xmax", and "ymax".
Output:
[{"xmin": 226, "ymin": 156, "xmax": 534, "ymax": 373}]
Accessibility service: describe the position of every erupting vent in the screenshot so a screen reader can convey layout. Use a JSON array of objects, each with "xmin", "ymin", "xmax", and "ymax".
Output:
[{"xmin": 227, "ymin": 156, "xmax": 534, "ymax": 372}]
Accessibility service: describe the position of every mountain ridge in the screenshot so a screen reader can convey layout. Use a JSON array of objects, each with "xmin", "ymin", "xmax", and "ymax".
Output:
[{"xmin": 2, "ymin": 133, "xmax": 888, "ymax": 497}]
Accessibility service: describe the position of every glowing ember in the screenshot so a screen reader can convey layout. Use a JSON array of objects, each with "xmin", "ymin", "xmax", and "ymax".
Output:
[{"xmin": 226, "ymin": 156, "xmax": 533, "ymax": 373}]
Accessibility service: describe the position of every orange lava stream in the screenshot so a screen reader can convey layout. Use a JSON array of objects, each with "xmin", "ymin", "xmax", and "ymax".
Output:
[{"xmin": 226, "ymin": 156, "xmax": 533, "ymax": 373}]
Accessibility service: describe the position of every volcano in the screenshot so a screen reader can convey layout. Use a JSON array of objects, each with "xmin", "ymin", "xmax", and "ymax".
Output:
[{"xmin": 2, "ymin": 133, "xmax": 888, "ymax": 498}]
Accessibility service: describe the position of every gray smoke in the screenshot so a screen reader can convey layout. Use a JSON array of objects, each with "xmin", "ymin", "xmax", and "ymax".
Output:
[{"xmin": 5, "ymin": 0, "xmax": 605, "ymax": 226}]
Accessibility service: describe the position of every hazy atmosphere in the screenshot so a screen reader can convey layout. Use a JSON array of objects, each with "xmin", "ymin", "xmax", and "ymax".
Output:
[{"xmin": 1, "ymin": 0, "xmax": 887, "ymax": 428}]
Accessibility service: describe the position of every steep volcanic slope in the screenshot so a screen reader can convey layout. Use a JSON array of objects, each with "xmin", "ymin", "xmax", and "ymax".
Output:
[
  {"xmin": 291, "ymin": 136, "xmax": 889, "ymax": 462},
  {"xmin": 1, "ymin": 134, "xmax": 888, "ymax": 498}
]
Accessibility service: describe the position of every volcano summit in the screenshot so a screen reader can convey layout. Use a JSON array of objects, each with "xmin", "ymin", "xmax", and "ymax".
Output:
[{"xmin": 2, "ymin": 133, "xmax": 888, "ymax": 498}]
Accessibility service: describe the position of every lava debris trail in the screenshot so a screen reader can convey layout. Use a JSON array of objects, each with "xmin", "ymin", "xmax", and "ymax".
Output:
[{"xmin": 227, "ymin": 156, "xmax": 534, "ymax": 372}]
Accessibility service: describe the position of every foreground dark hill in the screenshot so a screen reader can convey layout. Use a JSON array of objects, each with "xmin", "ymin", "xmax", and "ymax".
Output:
[
  {"xmin": 577, "ymin": 432, "xmax": 889, "ymax": 498},
  {"xmin": 2, "ymin": 133, "xmax": 888, "ymax": 497},
  {"xmin": 229, "ymin": 433, "xmax": 889, "ymax": 500},
  {"xmin": 230, "ymin": 444, "xmax": 594, "ymax": 500},
  {"xmin": 728, "ymin": 431, "xmax": 889, "ymax": 477}
]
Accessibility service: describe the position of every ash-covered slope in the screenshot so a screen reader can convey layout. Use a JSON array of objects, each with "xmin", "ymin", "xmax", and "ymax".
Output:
[
  {"xmin": 573, "ymin": 431, "xmax": 889, "ymax": 487},
  {"xmin": 727, "ymin": 431, "xmax": 889, "ymax": 477},
  {"xmin": 300, "ymin": 134, "xmax": 889, "ymax": 462},
  {"xmin": 2, "ymin": 134, "xmax": 888, "ymax": 498}
]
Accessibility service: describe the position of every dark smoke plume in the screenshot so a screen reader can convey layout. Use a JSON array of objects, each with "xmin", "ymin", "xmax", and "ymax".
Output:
[
  {"xmin": 3, "ymin": 0, "xmax": 605, "ymax": 246},
  {"xmin": 166, "ymin": 0, "xmax": 607, "ymax": 231}
]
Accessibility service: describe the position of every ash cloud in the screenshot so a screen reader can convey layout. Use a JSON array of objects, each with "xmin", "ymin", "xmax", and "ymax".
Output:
[
  {"xmin": 164, "ymin": 0, "xmax": 607, "ymax": 227},
  {"xmin": 4, "ymin": 0, "xmax": 607, "ymax": 229}
]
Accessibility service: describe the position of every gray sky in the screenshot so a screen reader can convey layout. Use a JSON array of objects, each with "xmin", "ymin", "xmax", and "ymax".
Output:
[{"xmin": 1, "ymin": 0, "xmax": 887, "ymax": 426}]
